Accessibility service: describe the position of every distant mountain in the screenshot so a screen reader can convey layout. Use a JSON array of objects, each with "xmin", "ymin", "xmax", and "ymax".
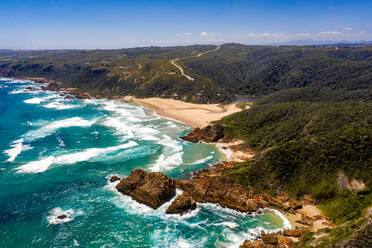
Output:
[{"xmin": 268, "ymin": 39, "xmax": 372, "ymax": 46}]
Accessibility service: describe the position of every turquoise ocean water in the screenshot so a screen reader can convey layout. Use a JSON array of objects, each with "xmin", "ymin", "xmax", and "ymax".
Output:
[{"xmin": 0, "ymin": 78, "xmax": 290, "ymax": 247}]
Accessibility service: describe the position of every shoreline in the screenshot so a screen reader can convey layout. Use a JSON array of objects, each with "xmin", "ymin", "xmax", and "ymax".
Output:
[
  {"xmin": 123, "ymin": 96, "xmax": 244, "ymax": 128},
  {"xmin": 4, "ymin": 76, "xmax": 332, "ymax": 245}
]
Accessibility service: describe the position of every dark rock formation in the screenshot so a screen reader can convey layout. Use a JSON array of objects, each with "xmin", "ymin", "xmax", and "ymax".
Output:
[
  {"xmin": 166, "ymin": 192, "xmax": 196, "ymax": 214},
  {"xmin": 109, "ymin": 175, "xmax": 121, "ymax": 182},
  {"xmin": 57, "ymin": 214, "xmax": 67, "ymax": 220},
  {"xmin": 116, "ymin": 169, "xmax": 176, "ymax": 209},
  {"xmin": 64, "ymin": 95, "xmax": 74, "ymax": 100},
  {"xmin": 181, "ymin": 124, "xmax": 225, "ymax": 143}
]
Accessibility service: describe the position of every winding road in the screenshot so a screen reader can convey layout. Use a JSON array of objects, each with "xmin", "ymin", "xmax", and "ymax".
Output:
[{"xmin": 170, "ymin": 45, "xmax": 220, "ymax": 81}]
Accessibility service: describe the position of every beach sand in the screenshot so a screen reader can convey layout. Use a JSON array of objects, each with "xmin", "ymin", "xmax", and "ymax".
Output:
[{"xmin": 123, "ymin": 96, "xmax": 244, "ymax": 128}]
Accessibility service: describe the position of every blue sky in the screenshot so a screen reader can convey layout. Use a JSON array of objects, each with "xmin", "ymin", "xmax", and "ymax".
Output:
[{"xmin": 1, "ymin": 0, "xmax": 371, "ymax": 49}]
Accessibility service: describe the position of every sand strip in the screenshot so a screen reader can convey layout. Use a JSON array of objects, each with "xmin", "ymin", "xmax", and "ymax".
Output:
[{"xmin": 123, "ymin": 96, "xmax": 244, "ymax": 128}]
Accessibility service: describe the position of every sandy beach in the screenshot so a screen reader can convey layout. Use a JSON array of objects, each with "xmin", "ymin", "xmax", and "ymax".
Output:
[{"xmin": 123, "ymin": 96, "xmax": 244, "ymax": 128}]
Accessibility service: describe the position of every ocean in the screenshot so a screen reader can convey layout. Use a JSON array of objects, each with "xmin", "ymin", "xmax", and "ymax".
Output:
[{"xmin": 0, "ymin": 78, "xmax": 290, "ymax": 248}]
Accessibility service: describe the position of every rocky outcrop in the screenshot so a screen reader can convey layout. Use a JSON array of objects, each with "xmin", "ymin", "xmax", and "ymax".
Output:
[
  {"xmin": 181, "ymin": 124, "xmax": 225, "ymax": 143},
  {"xmin": 261, "ymin": 233, "xmax": 278, "ymax": 245},
  {"xmin": 282, "ymin": 230, "xmax": 302, "ymax": 238},
  {"xmin": 240, "ymin": 240, "xmax": 266, "ymax": 248},
  {"xmin": 240, "ymin": 232, "xmax": 294, "ymax": 248},
  {"xmin": 116, "ymin": 169, "xmax": 176, "ymax": 209},
  {"xmin": 110, "ymin": 175, "xmax": 121, "ymax": 182},
  {"xmin": 176, "ymin": 162, "xmax": 303, "ymax": 214},
  {"xmin": 176, "ymin": 170, "xmax": 268, "ymax": 212},
  {"xmin": 166, "ymin": 192, "xmax": 196, "ymax": 214}
]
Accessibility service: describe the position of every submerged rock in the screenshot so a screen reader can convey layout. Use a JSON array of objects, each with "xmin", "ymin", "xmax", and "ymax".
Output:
[
  {"xmin": 116, "ymin": 169, "xmax": 176, "ymax": 209},
  {"xmin": 166, "ymin": 192, "xmax": 196, "ymax": 215},
  {"xmin": 57, "ymin": 214, "xmax": 67, "ymax": 220},
  {"xmin": 109, "ymin": 175, "xmax": 121, "ymax": 183},
  {"xmin": 181, "ymin": 124, "xmax": 225, "ymax": 143}
]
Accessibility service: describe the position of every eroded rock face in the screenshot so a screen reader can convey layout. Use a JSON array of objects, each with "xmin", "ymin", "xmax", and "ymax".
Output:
[
  {"xmin": 176, "ymin": 177, "xmax": 267, "ymax": 213},
  {"xmin": 116, "ymin": 169, "xmax": 147, "ymax": 194},
  {"xmin": 240, "ymin": 233, "xmax": 294, "ymax": 248},
  {"xmin": 240, "ymin": 240, "xmax": 266, "ymax": 248},
  {"xmin": 261, "ymin": 232, "xmax": 278, "ymax": 245},
  {"xmin": 181, "ymin": 124, "xmax": 225, "ymax": 143},
  {"xmin": 116, "ymin": 169, "xmax": 176, "ymax": 209},
  {"xmin": 166, "ymin": 192, "xmax": 196, "ymax": 214},
  {"xmin": 282, "ymin": 230, "xmax": 302, "ymax": 237}
]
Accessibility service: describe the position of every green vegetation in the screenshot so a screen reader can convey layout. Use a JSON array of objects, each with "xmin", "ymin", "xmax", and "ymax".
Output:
[
  {"xmin": 2, "ymin": 44, "xmax": 371, "ymax": 246},
  {"xmin": 222, "ymin": 101, "xmax": 371, "ymax": 199},
  {"xmin": 296, "ymin": 218, "xmax": 371, "ymax": 248},
  {"xmin": 1, "ymin": 44, "xmax": 372, "ymax": 103},
  {"xmin": 221, "ymin": 101, "xmax": 371, "ymax": 246}
]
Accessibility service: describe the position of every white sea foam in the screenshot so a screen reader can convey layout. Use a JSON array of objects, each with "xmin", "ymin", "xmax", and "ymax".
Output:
[
  {"xmin": 23, "ymin": 117, "xmax": 96, "ymax": 141},
  {"xmin": 3, "ymin": 139, "xmax": 32, "ymax": 162},
  {"xmin": 24, "ymin": 95, "xmax": 56, "ymax": 104},
  {"xmin": 216, "ymin": 143, "xmax": 233, "ymax": 159},
  {"xmin": 107, "ymin": 180, "xmax": 291, "ymax": 248},
  {"xmin": 15, "ymin": 141, "xmax": 138, "ymax": 173},
  {"xmin": 150, "ymin": 152, "xmax": 183, "ymax": 172},
  {"xmin": 9, "ymin": 89, "xmax": 28, "ymax": 94},
  {"xmin": 149, "ymin": 135, "xmax": 184, "ymax": 171},
  {"xmin": 191, "ymin": 155, "xmax": 213, "ymax": 165},
  {"xmin": 1, "ymin": 78, "xmax": 31, "ymax": 84},
  {"xmin": 46, "ymin": 207, "xmax": 83, "ymax": 225},
  {"xmin": 212, "ymin": 221, "xmax": 238, "ymax": 228},
  {"xmin": 43, "ymin": 100, "xmax": 82, "ymax": 110}
]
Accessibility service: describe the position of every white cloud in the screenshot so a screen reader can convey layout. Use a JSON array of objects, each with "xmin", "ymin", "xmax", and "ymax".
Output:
[
  {"xmin": 183, "ymin": 32, "xmax": 192, "ymax": 36},
  {"xmin": 247, "ymin": 33, "xmax": 256, "ymax": 37},
  {"xmin": 295, "ymin": 33, "xmax": 310, "ymax": 37},
  {"xmin": 343, "ymin": 27, "xmax": 353, "ymax": 31},
  {"xmin": 318, "ymin": 31, "xmax": 342, "ymax": 35},
  {"xmin": 200, "ymin": 32, "xmax": 208, "ymax": 36}
]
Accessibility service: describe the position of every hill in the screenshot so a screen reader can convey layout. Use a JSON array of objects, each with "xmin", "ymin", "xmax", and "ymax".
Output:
[{"xmin": 1, "ymin": 44, "xmax": 372, "ymax": 103}]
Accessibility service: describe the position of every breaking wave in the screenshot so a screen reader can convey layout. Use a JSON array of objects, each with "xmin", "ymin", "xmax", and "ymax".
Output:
[{"xmin": 15, "ymin": 141, "xmax": 138, "ymax": 173}]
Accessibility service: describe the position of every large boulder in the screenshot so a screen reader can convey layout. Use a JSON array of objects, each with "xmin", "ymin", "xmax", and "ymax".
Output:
[
  {"xmin": 116, "ymin": 169, "xmax": 147, "ymax": 194},
  {"xmin": 181, "ymin": 124, "xmax": 224, "ymax": 143},
  {"xmin": 166, "ymin": 192, "xmax": 196, "ymax": 214},
  {"xmin": 116, "ymin": 169, "xmax": 176, "ymax": 209}
]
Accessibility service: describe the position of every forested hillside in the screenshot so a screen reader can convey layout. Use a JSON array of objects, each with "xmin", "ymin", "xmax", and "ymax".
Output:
[
  {"xmin": 220, "ymin": 101, "xmax": 372, "ymax": 247},
  {"xmin": 1, "ymin": 44, "xmax": 372, "ymax": 103}
]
